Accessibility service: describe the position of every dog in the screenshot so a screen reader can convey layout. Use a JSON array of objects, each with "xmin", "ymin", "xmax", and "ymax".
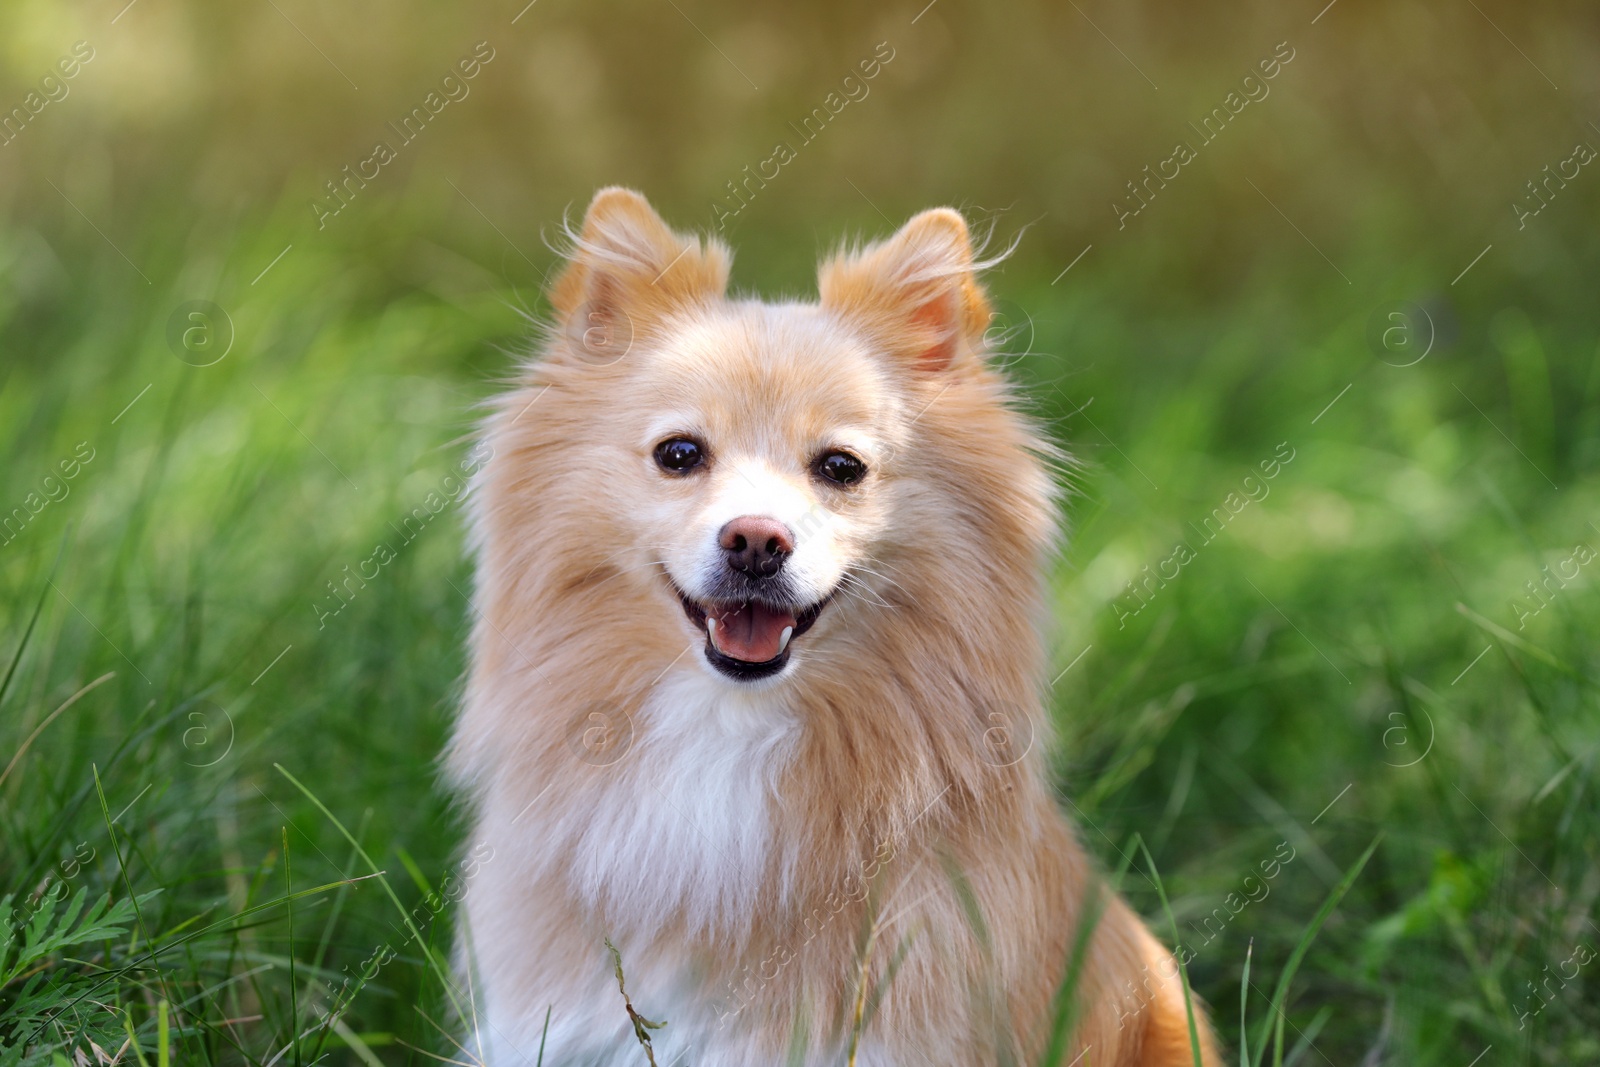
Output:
[{"xmin": 448, "ymin": 187, "xmax": 1222, "ymax": 1065}]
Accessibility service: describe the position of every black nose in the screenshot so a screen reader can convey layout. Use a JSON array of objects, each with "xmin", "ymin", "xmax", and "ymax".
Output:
[{"xmin": 719, "ymin": 516, "xmax": 794, "ymax": 579}]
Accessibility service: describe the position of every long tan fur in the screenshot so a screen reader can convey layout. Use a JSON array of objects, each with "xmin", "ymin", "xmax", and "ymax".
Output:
[{"xmin": 449, "ymin": 187, "xmax": 1222, "ymax": 1066}]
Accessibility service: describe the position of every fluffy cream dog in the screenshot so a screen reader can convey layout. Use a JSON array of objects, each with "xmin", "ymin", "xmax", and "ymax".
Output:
[{"xmin": 449, "ymin": 188, "xmax": 1221, "ymax": 1066}]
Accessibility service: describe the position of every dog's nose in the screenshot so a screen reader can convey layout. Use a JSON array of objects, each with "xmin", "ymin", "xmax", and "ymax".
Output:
[{"xmin": 718, "ymin": 516, "xmax": 794, "ymax": 579}]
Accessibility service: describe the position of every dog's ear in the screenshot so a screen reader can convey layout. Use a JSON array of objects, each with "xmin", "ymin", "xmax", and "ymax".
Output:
[
  {"xmin": 550, "ymin": 187, "xmax": 730, "ymax": 359},
  {"xmin": 818, "ymin": 208, "xmax": 994, "ymax": 372}
]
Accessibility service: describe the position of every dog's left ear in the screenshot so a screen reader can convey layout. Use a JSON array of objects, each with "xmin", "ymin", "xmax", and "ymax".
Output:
[
  {"xmin": 550, "ymin": 187, "xmax": 730, "ymax": 358},
  {"xmin": 818, "ymin": 208, "xmax": 994, "ymax": 372}
]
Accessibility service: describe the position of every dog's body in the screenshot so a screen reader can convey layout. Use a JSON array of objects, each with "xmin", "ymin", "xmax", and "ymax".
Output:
[{"xmin": 449, "ymin": 189, "xmax": 1221, "ymax": 1065}]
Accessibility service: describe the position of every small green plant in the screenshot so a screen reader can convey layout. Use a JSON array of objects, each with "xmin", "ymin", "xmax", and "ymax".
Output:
[
  {"xmin": 606, "ymin": 938, "xmax": 667, "ymax": 1067},
  {"xmin": 0, "ymin": 887, "xmax": 160, "ymax": 1064}
]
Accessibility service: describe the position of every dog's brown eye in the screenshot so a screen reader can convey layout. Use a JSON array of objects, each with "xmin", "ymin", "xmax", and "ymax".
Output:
[
  {"xmin": 816, "ymin": 451, "xmax": 867, "ymax": 486},
  {"xmin": 654, "ymin": 437, "xmax": 704, "ymax": 473}
]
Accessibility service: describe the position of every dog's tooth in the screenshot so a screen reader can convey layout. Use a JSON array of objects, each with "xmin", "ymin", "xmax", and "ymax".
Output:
[
  {"xmin": 707, "ymin": 616, "xmax": 721, "ymax": 651},
  {"xmin": 778, "ymin": 625, "xmax": 793, "ymax": 654}
]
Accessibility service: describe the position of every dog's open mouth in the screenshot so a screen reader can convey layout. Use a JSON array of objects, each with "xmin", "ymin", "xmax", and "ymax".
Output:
[{"xmin": 675, "ymin": 589, "xmax": 829, "ymax": 681}]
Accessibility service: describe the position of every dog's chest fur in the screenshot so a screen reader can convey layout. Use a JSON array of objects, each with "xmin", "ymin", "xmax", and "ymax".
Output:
[{"xmin": 562, "ymin": 667, "xmax": 800, "ymax": 936}]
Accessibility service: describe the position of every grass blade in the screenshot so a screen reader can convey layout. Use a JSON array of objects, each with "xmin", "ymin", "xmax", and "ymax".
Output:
[
  {"xmin": 1136, "ymin": 839, "xmax": 1205, "ymax": 1067},
  {"xmin": 274, "ymin": 763, "xmax": 469, "ymax": 1026},
  {"xmin": 284, "ymin": 827, "xmax": 299, "ymax": 1067},
  {"xmin": 1239, "ymin": 939, "xmax": 1251, "ymax": 1067},
  {"xmin": 1250, "ymin": 834, "xmax": 1381, "ymax": 1067},
  {"xmin": 0, "ymin": 526, "xmax": 70, "ymax": 712},
  {"xmin": 1038, "ymin": 879, "xmax": 1106, "ymax": 1067}
]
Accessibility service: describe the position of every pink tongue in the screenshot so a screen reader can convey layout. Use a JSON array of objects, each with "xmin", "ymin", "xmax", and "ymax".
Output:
[{"xmin": 710, "ymin": 602, "xmax": 797, "ymax": 662}]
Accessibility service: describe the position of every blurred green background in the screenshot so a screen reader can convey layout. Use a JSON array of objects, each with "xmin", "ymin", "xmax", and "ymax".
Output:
[{"xmin": 2, "ymin": 0, "xmax": 1598, "ymax": 1063}]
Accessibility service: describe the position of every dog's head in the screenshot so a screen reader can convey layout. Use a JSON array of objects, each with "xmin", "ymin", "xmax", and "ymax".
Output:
[{"xmin": 482, "ymin": 188, "xmax": 1051, "ymax": 690}]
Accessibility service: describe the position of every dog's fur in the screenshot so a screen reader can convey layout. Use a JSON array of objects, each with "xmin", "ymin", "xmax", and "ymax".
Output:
[{"xmin": 449, "ymin": 188, "xmax": 1221, "ymax": 1066}]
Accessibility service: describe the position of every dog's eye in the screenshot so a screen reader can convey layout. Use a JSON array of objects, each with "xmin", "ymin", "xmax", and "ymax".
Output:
[
  {"xmin": 816, "ymin": 451, "xmax": 867, "ymax": 486},
  {"xmin": 654, "ymin": 437, "xmax": 704, "ymax": 473}
]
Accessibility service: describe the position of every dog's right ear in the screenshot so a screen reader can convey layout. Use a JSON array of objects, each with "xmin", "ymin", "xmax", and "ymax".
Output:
[
  {"xmin": 818, "ymin": 208, "xmax": 994, "ymax": 374},
  {"xmin": 550, "ymin": 188, "xmax": 730, "ymax": 361}
]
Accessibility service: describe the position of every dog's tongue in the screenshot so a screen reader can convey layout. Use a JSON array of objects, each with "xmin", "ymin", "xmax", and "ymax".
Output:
[{"xmin": 709, "ymin": 601, "xmax": 796, "ymax": 663}]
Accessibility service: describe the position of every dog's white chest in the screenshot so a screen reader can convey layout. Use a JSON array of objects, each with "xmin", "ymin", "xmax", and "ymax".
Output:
[{"xmin": 566, "ymin": 666, "xmax": 798, "ymax": 934}]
